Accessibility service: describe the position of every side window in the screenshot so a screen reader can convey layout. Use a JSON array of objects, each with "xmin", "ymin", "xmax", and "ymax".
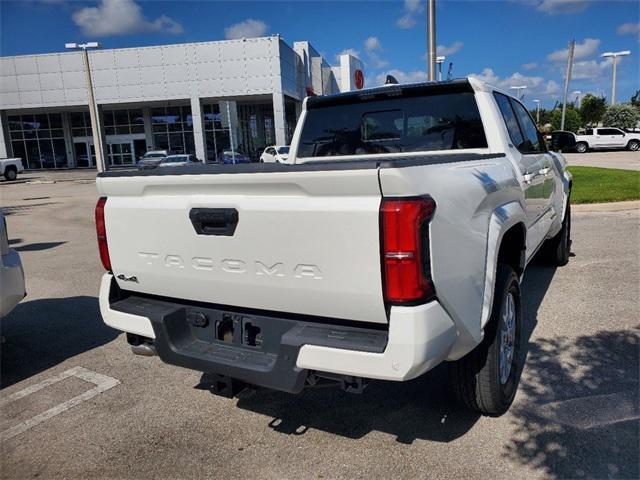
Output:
[
  {"xmin": 510, "ymin": 99, "xmax": 543, "ymax": 153},
  {"xmin": 585, "ymin": 128, "xmax": 593, "ymax": 135},
  {"xmin": 494, "ymin": 93, "xmax": 524, "ymax": 148}
]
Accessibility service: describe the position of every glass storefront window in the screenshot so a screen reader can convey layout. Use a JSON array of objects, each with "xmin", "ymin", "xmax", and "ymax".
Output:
[
  {"xmin": 8, "ymin": 113, "xmax": 68, "ymax": 169},
  {"xmin": 150, "ymin": 105, "xmax": 194, "ymax": 155}
]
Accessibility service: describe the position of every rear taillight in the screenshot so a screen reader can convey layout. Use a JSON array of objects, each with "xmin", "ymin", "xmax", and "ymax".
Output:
[
  {"xmin": 381, "ymin": 196, "xmax": 436, "ymax": 305},
  {"xmin": 95, "ymin": 197, "xmax": 111, "ymax": 271}
]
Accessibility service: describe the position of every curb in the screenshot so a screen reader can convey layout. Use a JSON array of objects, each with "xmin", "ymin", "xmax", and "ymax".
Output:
[{"xmin": 572, "ymin": 200, "xmax": 640, "ymax": 212}]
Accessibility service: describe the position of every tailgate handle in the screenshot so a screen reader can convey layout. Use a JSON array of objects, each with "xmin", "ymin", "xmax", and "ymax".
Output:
[{"xmin": 189, "ymin": 208, "xmax": 239, "ymax": 236}]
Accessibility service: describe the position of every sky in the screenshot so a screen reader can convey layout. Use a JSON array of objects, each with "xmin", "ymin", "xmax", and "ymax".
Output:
[{"xmin": 1, "ymin": 0, "xmax": 638, "ymax": 109}]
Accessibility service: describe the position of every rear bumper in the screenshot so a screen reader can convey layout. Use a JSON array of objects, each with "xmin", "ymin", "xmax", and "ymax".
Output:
[{"xmin": 99, "ymin": 273, "xmax": 457, "ymax": 390}]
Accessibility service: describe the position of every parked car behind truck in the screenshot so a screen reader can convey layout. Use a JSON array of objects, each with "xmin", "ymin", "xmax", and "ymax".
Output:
[
  {"xmin": 572, "ymin": 127, "xmax": 640, "ymax": 153},
  {"xmin": 96, "ymin": 78, "xmax": 572, "ymax": 416}
]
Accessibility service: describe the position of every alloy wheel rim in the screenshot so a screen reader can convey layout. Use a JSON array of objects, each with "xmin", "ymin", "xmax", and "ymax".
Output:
[{"xmin": 499, "ymin": 292, "xmax": 516, "ymax": 385}]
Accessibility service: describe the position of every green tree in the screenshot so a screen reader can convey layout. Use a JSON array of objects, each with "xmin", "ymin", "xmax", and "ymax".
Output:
[
  {"xmin": 631, "ymin": 90, "xmax": 640, "ymax": 108},
  {"xmin": 550, "ymin": 108, "xmax": 582, "ymax": 133},
  {"xmin": 579, "ymin": 94, "xmax": 607, "ymax": 126},
  {"xmin": 602, "ymin": 104, "xmax": 640, "ymax": 130}
]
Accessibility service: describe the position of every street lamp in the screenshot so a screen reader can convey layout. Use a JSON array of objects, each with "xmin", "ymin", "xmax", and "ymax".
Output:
[
  {"xmin": 571, "ymin": 90, "xmax": 582, "ymax": 109},
  {"xmin": 533, "ymin": 99, "xmax": 540, "ymax": 124},
  {"xmin": 510, "ymin": 85, "xmax": 527, "ymax": 100},
  {"xmin": 436, "ymin": 56, "xmax": 445, "ymax": 82},
  {"xmin": 601, "ymin": 50, "xmax": 631, "ymax": 105},
  {"xmin": 65, "ymin": 42, "xmax": 107, "ymax": 172}
]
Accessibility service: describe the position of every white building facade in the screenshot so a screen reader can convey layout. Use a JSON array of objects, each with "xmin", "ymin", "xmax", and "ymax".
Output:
[{"xmin": 0, "ymin": 36, "xmax": 364, "ymax": 169}]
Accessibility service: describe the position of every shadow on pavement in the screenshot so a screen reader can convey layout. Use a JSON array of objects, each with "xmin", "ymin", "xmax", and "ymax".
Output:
[
  {"xmin": 232, "ymin": 261, "xmax": 559, "ymax": 444},
  {"xmin": 14, "ymin": 241, "xmax": 67, "ymax": 252},
  {"xmin": 1, "ymin": 296, "xmax": 119, "ymax": 388},
  {"xmin": 2, "ymin": 203, "xmax": 59, "ymax": 216},
  {"xmin": 505, "ymin": 328, "xmax": 639, "ymax": 479}
]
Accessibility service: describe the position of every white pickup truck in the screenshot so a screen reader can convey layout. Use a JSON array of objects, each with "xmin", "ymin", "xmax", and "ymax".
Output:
[
  {"xmin": 573, "ymin": 127, "xmax": 640, "ymax": 153},
  {"xmin": 96, "ymin": 78, "xmax": 572, "ymax": 415},
  {"xmin": 0, "ymin": 158, "xmax": 24, "ymax": 181}
]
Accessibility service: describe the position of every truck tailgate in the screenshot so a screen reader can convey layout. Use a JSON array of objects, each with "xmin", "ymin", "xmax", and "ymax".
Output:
[{"xmin": 97, "ymin": 168, "xmax": 387, "ymax": 324}]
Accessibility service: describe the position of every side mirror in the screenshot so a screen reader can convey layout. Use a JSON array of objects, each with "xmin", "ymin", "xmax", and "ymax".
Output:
[{"xmin": 551, "ymin": 131, "xmax": 577, "ymax": 152}]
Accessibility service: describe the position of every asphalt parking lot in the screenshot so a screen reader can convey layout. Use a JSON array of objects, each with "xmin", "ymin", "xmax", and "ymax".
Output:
[
  {"xmin": 564, "ymin": 150, "xmax": 640, "ymax": 171},
  {"xmin": 1, "ymin": 176, "xmax": 638, "ymax": 479}
]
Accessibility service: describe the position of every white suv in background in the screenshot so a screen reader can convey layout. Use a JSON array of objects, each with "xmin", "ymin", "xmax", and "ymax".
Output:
[
  {"xmin": 260, "ymin": 146, "xmax": 290, "ymax": 163},
  {"xmin": 574, "ymin": 127, "xmax": 640, "ymax": 153},
  {"xmin": 0, "ymin": 210, "xmax": 26, "ymax": 318}
]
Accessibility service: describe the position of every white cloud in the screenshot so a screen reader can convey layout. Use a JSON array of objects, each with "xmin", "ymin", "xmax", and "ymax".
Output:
[
  {"xmin": 547, "ymin": 38, "xmax": 600, "ymax": 62},
  {"xmin": 72, "ymin": 0, "xmax": 183, "ymax": 37},
  {"xmin": 468, "ymin": 68, "xmax": 560, "ymax": 98},
  {"xmin": 571, "ymin": 57, "xmax": 614, "ymax": 80},
  {"xmin": 617, "ymin": 23, "xmax": 640, "ymax": 36},
  {"xmin": 396, "ymin": 0, "xmax": 423, "ymax": 29},
  {"xmin": 374, "ymin": 69, "xmax": 428, "ymax": 86},
  {"xmin": 364, "ymin": 36, "xmax": 382, "ymax": 53},
  {"xmin": 436, "ymin": 41, "xmax": 463, "ymax": 56},
  {"xmin": 224, "ymin": 19, "xmax": 268, "ymax": 40},
  {"xmin": 362, "ymin": 36, "xmax": 388, "ymax": 69},
  {"xmin": 335, "ymin": 48, "xmax": 361, "ymax": 63},
  {"xmin": 519, "ymin": 0, "xmax": 592, "ymax": 15},
  {"xmin": 522, "ymin": 62, "xmax": 538, "ymax": 70}
]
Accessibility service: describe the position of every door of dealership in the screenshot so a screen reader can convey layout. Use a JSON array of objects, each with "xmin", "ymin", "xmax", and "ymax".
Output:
[{"xmin": 73, "ymin": 137, "xmax": 147, "ymax": 168}]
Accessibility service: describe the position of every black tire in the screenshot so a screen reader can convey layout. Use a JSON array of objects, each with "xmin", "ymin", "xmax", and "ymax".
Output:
[
  {"xmin": 449, "ymin": 264, "xmax": 522, "ymax": 416},
  {"xmin": 4, "ymin": 167, "xmax": 17, "ymax": 181},
  {"xmin": 541, "ymin": 203, "xmax": 571, "ymax": 266},
  {"xmin": 627, "ymin": 140, "xmax": 639, "ymax": 152},
  {"xmin": 575, "ymin": 142, "xmax": 588, "ymax": 153}
]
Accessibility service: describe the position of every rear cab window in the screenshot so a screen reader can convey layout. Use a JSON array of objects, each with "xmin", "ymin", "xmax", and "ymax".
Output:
[{"xmin": 297, "ymin": 83, "xmax": 488, "ymax": 158}]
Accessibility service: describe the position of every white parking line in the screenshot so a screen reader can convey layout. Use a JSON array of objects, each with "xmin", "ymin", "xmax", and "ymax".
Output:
[{"xmin": 0, "ymin": 366, "xmax": 120, "ymax": 442}]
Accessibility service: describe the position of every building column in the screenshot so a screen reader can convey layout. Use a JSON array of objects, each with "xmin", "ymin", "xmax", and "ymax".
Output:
[
  {"xmin": 272, "ymin": 93, "xmax": 287, "ymax": 146},
  {"xmin": 61, "ymin": 112, "xmax": 75, "ymax": 168},
  {"xmin": 0, "ymin": 112, "xmax": 9, "ymax": 158},
  {"xmin": 190, "ymin": 97, "xmax": 206, "ymax": 162},
  {"xmin": 220, "ymin": 100, "xmax": 239, "ymax": 152},
  {"xmin": 143, "ymin": 107, "xmax": 154, "ymax": 150}
]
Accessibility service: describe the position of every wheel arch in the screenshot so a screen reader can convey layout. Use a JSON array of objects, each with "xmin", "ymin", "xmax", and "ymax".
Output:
[{"xmin": 480, "ymin": 202, "xmax": 526, "ymax": 331}]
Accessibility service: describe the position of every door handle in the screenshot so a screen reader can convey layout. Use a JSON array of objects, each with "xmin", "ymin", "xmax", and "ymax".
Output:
[
  {"xmin": 189, "ymin": 208, "xmax": 239, "ymax": 236},
  {"xmin": 523, "ymin": 173, "xmax": 535, "ymax": 183},
  {"xmin": 538, "ymin": 167, "xmax": 550, "ymax": 175}
]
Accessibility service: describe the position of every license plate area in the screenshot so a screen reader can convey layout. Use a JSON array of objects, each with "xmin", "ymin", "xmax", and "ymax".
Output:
[{"xmin": 183, "ymin": 307, "xmax": 297, "ymax": 355}]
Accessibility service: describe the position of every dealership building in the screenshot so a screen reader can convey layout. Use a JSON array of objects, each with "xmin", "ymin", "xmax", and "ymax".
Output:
[{"xmin": 0, "ymin": 36, "xmax": 364, "ymax": 169}]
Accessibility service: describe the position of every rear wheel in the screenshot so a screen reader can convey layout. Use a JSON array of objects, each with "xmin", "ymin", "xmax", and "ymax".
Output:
[
  {"xmin": 449, "ymin": 264, "xmax": 522, "ymax": 416},
  {"xmin": 575, "ymin": 142, "xmax": 588, "ymax": 153},
  {"xmin": 4, "ymin": 167, "xmax": 17, "ymax": 181},
  {"xmin": 627, "ymin": 140, "xmax": 639, "ymax": 151}
]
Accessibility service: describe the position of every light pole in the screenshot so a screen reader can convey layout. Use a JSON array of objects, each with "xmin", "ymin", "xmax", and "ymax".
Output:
[
  {"xmin": 426, "ymin": 0, "xmax": 436, "ymax": 81},
  {"xmin": 533, "ymin": 99, "xmax": 540, "ymax": 124},
  {"xmin": 436, "ymin": 56, "xmax": 445, "ymax": 81},
  {"xmin": 510, "ymin": 85, "xmax": 527, "ymax": 100},
  {"xmin": 65, "ymin": 42, "xmax": 107, "ymax": 172},
  {"xmin": 601, "ymin": 50, "xmax": 631, "ymax": 105}
]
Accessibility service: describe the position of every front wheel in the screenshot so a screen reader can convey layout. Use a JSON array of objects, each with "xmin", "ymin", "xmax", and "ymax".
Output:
[
  {"xmin": 541, "ymin": 203, "xmax": 571, "ymax": 266},
  {"xmin": 449, "ymin": 264, "xmax": 522, "ymax": 416},
  {"xmin": 627, "ymin": 140, "xmax": 639, "ymax": 151},
  {"xmin": 575, "ymin": 142, "xmax": 588, "ymax": 153}
]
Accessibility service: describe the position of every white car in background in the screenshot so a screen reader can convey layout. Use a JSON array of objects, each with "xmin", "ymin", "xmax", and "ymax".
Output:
[
  {"xmin": 0, "ymin": 210, "xmax": 26, "ymax": 318},
  {"xmin": 260, "ymin": 146, "xmax": 290, "ymax": 163},
  {"xmin": 0, "ymin": 158, "xmax": 25, "ymax": 181},
  {"xmin": 158, "ymin": 154, "xmax": 201, "ymax": 168},
  {"xmin": 574, "ymin": 127, "xmax": 640, "ymax": 153}
]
